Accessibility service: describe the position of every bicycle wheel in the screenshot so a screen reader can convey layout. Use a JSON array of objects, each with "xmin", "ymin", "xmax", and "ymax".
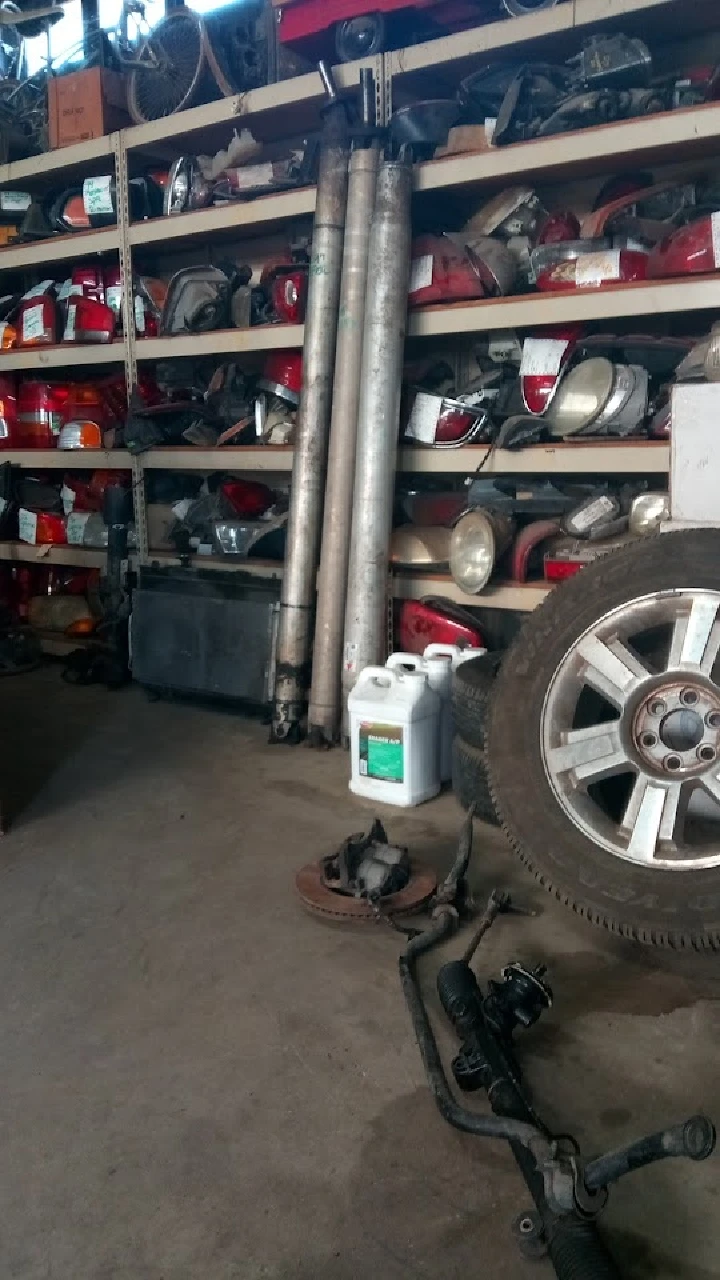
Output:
[{"xmin": 127, "ymin": 8, "xmax": 217, "ymax": 126}]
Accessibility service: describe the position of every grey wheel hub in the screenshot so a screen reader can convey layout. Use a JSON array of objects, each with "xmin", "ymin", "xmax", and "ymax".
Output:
[{"xmin": 541, "ymin": 589, "xmax": 720, "ymax": 871}]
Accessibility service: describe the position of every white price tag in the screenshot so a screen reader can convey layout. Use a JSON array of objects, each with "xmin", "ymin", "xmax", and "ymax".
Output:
[
  {"xmin": 574, "ymin": 250, "xmax": 621, "ymax": 288},
  {"xmin": 61, "ymin": 484, "xmax": 75, "ymax": 515},
  {"xmin": 134, "ymin": 295, "xmax": 145, "ymax": 334},
  {"xmin": 18, "ymin": 508, "xmax": 37, "ymax": 544},
  {"xmin": 82, "ymin": 175, "xmax": 114, "ymax": 216},
  {"xmin": 106, "ymin": 285, "xmax": 122, "ymax": 316},
  {"xmin": 407, "ymin": 391, "xmax": 442, "ymax": 444},
  {"xmin": 409, "ymin": 254, "xmax": 434, "ymax": 295},
  {"xmin": 520, "ymin": 337, "xmax": 569, "ymax": 378},
  {"xmin": 22, "ymin": 279, "xmax": 54, "ymax": 300},
  {"xmin": 344, "ymin": 641, "xmax": 358, "ymax": 673},
  {"xmin": 57, "ymin": 279, "xmax": 83, "ymax": 302},
  {"xmin": 711, "ymin": 212, "xmax": 720, "ymax": 269},
  {"xmin": 66, "ymin": 511, "xmax": 91, "ymax": 545},
  {"xmin": 22, "ymin": 303, "xmax": 45, "ymax": 342},
  {"xmin": 64, "ymin": 304, "xmax": 77, "ymax": 342},
  {"xmin": 0, "ymin": 190, "xmax": 30, "ymax": 213},
  {"xmin": 232, "ymin": 161, "xmax": 274, "ymax": 191}
]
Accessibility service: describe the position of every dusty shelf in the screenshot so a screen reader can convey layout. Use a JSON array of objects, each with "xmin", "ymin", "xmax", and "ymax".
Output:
[
  {"xmin": 1, "ymin": 450, "xmax": 130, "ymax": 469},
  {"xmin": 140, "ymin": 447, "xmax": 294, "ymax": 470},
  {"xmin": 0, "ymin": 136, "xmax": 115, "ymax": 190},
  {"xmin": 399, "ymin": 441, "xmax": 670, "ymax": 474},
  {"xmin": 0, "ymin": 342, "xmax": 125, "ymax": 371},
  {"xmin": 145, "ymin": 551, "xmax": 284, "ymax": 578},
  {"xmin": 130, "ymin": 188, "xmax": 317, "ymax": 250},
  {"xmin": 0, "ymin": 228, "xmax": 118, "ymax": 275},
  {"xmin": 0, "ymin": 541, "xmax": 108, "ymax": 568},
  {"xmin": 408, "ymin": 276, "xmax": 720, "ymax": 338},
  {"xmin": 416, "ymin": 102, "xmax": 720, "ymax": 196},
  {"xmin": 136, "ymin": 325, "xmax": 304, "ymax": 361},
  {"xmin": 391, "ymin": 573, "xmax": 550, "ymax": 611}
]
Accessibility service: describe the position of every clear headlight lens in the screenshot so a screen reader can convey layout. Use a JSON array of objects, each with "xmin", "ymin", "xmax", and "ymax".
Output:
[
  {"xmin": 629, "ymin": 492, "xmax": 669, "ymax": 535},
  {"xmin": 450, "ymin": 510, "xmax": 498, "ymax": 594}
]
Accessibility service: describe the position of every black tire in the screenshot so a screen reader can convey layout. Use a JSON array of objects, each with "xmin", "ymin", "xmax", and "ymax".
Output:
[
  {"xmin": 452, "ymin": 735, "xmax": 497, "ymax": 824},
  {"xmin": 487, "ymin": 530, "xmax": 720, "ymax": 951},
  {"xmin": 451, "ymin": 653, "xmax": 503, "ymax": 750}
]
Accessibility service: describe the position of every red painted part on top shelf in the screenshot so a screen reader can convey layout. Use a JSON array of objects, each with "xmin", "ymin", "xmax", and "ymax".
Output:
[{"xmin": 277, "ymin": 0, "xmax": 482, "ymax": 47}]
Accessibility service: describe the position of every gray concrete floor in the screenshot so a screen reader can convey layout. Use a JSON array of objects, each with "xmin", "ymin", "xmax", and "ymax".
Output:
[{"xmin": 1, "ymin": 667, "xmax": 719, "ymax": 1279}]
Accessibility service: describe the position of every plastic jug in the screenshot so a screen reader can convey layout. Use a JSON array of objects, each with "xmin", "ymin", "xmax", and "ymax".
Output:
[
  {"xmin": 348, "ymin": 665, "xmax": 441, "ymax": 807},
  {"xmin": 386, "ymin": 650, "xmax": 453, "ymax": 783},
  {"xmin": 423, "ymin": 645, "xmax": 488, "ymax": 769},
  {"xmin": 423, "ymin": 643, "xmax": 487, "ymax": 668}
]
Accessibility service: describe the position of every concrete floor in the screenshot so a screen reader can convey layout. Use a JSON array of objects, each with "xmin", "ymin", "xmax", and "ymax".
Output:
[{"xmin": 1, "ymin": 667, "xmax": 719, "ymax": 1279}]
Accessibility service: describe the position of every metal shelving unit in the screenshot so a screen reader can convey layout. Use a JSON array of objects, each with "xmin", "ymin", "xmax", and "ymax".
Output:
[{"xmin": 0, "ymin": 0, "xmax": 707, "ymax": 606}]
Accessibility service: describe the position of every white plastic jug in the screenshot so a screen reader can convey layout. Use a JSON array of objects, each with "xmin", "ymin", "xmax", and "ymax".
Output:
[
  {"xmin": 423, "ymin": 643, "xmax": 488, "ymax": 669},
  {"xmin": 386, "ymin": 650, "xmax": 453, "ymax": 782},
  {"xmin": 348, "ymin": 665, "xmax": 441, "ymax": 807}
]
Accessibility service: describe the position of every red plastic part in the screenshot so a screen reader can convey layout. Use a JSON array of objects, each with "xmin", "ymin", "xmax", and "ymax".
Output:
[
  {"xmin": 271, "ymin": 269, "xmax": 308, "ymax": 324},
  {"xmin": 65, "ymin": 296, "xmax": 116, "ymax": 344},
  {"xmin": 397, "ymin": 599, "xmax": 485, "ymax": 655},
  {"xmin": 544, "ymin": 557, "xmax": 585, "ymax": 582},
  {"xmin": 260, "ymin": 350, "xmax": 303, "ymax": 397},
  {"xmin": 17, "ymin": 381, "xmax": 70, "ymax": 447},
  {"xmin": 71, "ymin": 264, "xmax": 105, "ymax": 304},
  {"xmin": 535, "ymin": 250, "xmax": 649, "ymax": 293},
  {"xmin": 220, "ymin": 479, "xmax": 275, "ymax": 518},
  {"xmin": 409, "ymin": 235, "xmax": 487, "ymax": 308},
  {"xmin": 279, "ymin": 0, "xmax": 438, "ymax": 44},
  {"xmin": 32, "ymin": 511, "xmax": 67, "ymax": 545},
  {"xmin": 17, "ymin": 296, "xmax": 57, "ymax": 347},
  {"xmin": 0, "ymin": 374, "xmax": 18, "ymax": 447},
  {"xmin": 647, "ymin": 215, "xmax": 719, "ymax": 279}
]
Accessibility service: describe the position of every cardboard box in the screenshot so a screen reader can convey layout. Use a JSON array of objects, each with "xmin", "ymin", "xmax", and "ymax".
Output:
[{"xmin": 48, "ymin": 68, "xmax": 130, "ymax": 150}]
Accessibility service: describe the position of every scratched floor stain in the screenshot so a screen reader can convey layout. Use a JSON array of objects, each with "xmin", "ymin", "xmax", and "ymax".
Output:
[{"xmin": 0, "ymin": 669, "xmax": 717, "ymax": 1279}]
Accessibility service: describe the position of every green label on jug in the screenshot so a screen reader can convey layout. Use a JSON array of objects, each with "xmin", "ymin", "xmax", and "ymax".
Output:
[{"xmin": 359, "ymin": 723, "xmax": 404, "ymax": 783}]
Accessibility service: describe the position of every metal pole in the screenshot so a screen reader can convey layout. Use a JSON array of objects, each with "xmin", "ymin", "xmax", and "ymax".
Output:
[
  {"xmin": 271, "ymin": 86, "xmax": 350, "ymax": 742},
  {"xmin": 342, "ymin": 158, "xmax": 412, "ymax": 714},
  {"xmin": 308, "ymin": 143, "xmax": 380, "ymax": 746}
]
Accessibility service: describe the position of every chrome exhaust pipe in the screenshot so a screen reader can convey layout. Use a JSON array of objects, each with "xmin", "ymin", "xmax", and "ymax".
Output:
[
  {"xmin": 341, "ymin": 158, "xmax": 413, "ymax": 721},
  {"xmin": 308, "ymin": 143, "xmax": 380, "ymax": 747}
]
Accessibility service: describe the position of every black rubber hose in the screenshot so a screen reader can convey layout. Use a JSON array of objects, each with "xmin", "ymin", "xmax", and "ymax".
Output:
[
  {"xmin": 585, "ymin": 1116, "xmax": 716, "ymax": 1191},
  {"xmin": 399, "ymin": 911, "xmax": 551, "ymax": 1154},
  {"xmin": 547, "ymin": 1217, "xmax": 622, "ymax": 1280}
]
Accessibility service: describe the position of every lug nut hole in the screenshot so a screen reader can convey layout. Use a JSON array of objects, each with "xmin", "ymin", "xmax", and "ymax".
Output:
[
  {"xmin": 666, "ymin": 755, "xmax": 682, "ymax": 772},
  {"xmin": 641, "ymin": 732, "xmax": 657, "ymax": 748},
  {"xmin": 708, "ymin": 712, "xmax": 720, "ymax": 729},
  {"xmin": 681, "ymin": 689, "xmax": 699, "ymax": 706},
  {"xmin": 699, "ymin": 746, "xmax": 715, "ymax": 763},
  {"xmin": 649, "ymin": 700, "xmax": 666, "ymax": 716}
]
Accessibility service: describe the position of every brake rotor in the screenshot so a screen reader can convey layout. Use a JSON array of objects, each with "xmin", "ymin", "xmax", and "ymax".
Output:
[{"xmin": 295, "ymin": 858, "xmax": 437, "ymax": 922}]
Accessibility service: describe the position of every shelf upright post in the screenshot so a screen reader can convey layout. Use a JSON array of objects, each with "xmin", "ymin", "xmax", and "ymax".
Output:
[{"xmin": 114, "ymin": 130, "xmax": 148, "ymax": 564}]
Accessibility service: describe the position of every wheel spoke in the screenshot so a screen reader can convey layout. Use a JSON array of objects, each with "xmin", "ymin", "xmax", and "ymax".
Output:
[
  {"xmin": 620, "ymin": 777, "xmax": 684, "ymax": 862},
  {"xmin": 699, "ymin": 770, "xmax": 720, "ymax": 807},
  {"xmin": 668, "ymin": 595, "xmax": 720, "ymax": 672},
  {"xmin": 546, "ymin": 721, "xmax": 627, "ymax": 785},
  {"xmin": 576, "ymin": 635, "xmax": 651, "ymax": 709}
]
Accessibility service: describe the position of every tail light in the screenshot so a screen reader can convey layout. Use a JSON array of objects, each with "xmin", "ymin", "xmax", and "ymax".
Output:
[
  {"xmin": 258, "ymin": 351, "xmax": 303, "ymax": 404},
  {"xmin": 104, "ymin": 266, "xmax": 122, "ymax": 320},
  {"xmin": 404, "ymin": 390, "xmax": 488, "ymax": 448},
  {"xmin": 71, "ymin": 264, "xmax": 105, "ymax": 304},
  {"xmin": 63, "ymin": 383, "xmax": 107, "ymax": 427},
  {"xmin": 220, "ymin": 479, "xmax": 274, "ymax": 518},
  {"xmin": 19, "ymin": 509, "xmax": 67, "ymax": 545},
  {"xmin": 0, "ymin": 322, "xmax": 15, "ymax": 349},
  {"xmin": 58, "ymin": 421, "xmax": 104, "ymax": 450},
  {"xmin": 397, "ymin": 599, "xmax": 485, "ymax": 655},
  {"xmin": 520, "ymin": 328, "xmax": 583, "ymax": 415},
  {"xmin": 408, "ymin": 234, "xmax": 487, "ymax": 307},
  {"xmin": 64, "ymin": 297, "xmax": 116, "ymax": 344},
  {"xmin": 270, "ymin": 269, "xmax": 308, "ymax": 324},
  {"xmin": 647, "ymin": 215, "xmax": 720, "ymax": 279},
  {"xmin": 17, "ymin": 296, "xmax": 57, "ymax": 346},
  {"xmin": 56, "ymin": 192, "xmax": 91, "ymax": 232},
  {"xmin": 0, "ymin": 375, "xmax": 18, "ymax": 446},
  {"xmin": 533, "ymin": 245, "xmax": 648, "ymax": 291},
  {"xmin": 17, "ymin": 381, "xmax": 69, "ymax": 446}
]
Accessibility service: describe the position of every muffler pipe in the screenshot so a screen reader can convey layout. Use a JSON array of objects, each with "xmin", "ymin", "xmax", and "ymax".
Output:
[
  {"xmin": 271, "ymin": 86, "xmax": 350, "ymax": 742},
  {"xmin": 341, "ymin": 158, "xmax": 412, "ymax": 718},
  {"xmin": 308, "ymin": 143, "xmax": 380, "ymax": 746}
]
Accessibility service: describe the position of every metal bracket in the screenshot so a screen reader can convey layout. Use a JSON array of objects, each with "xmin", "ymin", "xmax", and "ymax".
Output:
[
  {"xmin": 113, "ymin": 130, "xmax": 148, "ymax": 564},
  {"xmin": 374, "ymin": 52, "xmax": 392, "ymax": 127}
]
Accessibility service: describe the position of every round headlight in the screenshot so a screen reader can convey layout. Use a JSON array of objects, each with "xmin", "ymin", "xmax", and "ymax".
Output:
[
  {"xmin": 629, "ymin": 492, "xmax": 669, "ymax": 535},
  {"xmin": 450, "ymin": 509, "xmax": 513, "ymax": 594},
  {"xmin": 546, "ymin": 358, "xmax": 615, "ymax": 438}
]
